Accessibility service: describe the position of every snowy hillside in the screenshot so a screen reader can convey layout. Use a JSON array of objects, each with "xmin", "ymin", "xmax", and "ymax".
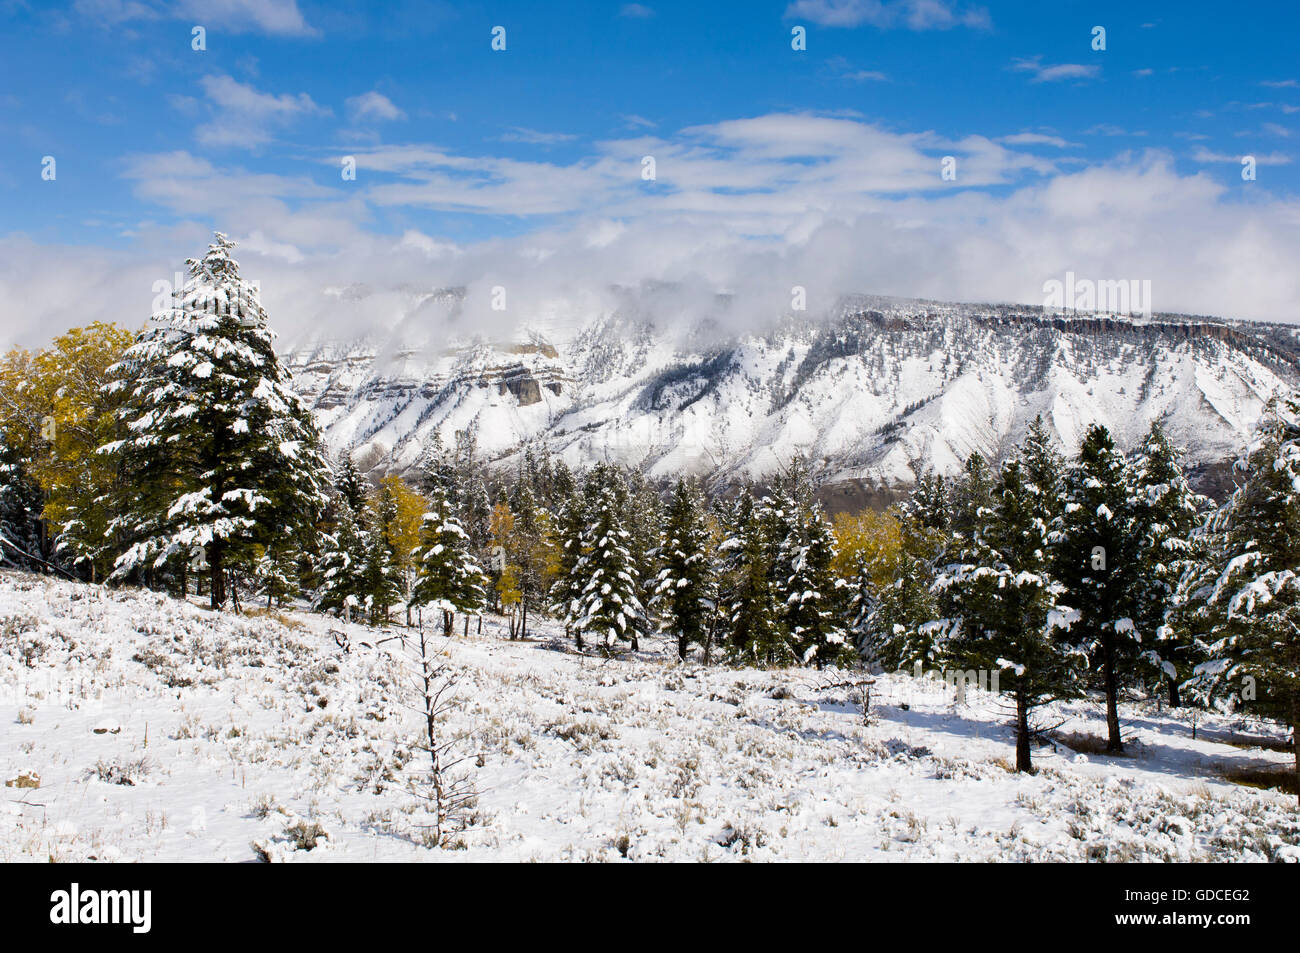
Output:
[
  {"xmin": 3, "ymin": 570, "xmax": 1296, "ymax": 863},
  {"xmin": 284, "ymin": 293, "xmax": 1300, "ymax": 496}
]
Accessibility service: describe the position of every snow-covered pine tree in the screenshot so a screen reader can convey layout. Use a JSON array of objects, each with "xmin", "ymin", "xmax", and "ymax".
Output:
[
  {"xmin": 359, "ymin": 481, "xmax": 402, "ymax": 624},
  {"xmin": 1020, "ymin": 414, "xmax": 1065, "ymax": 522},
  {"xmin": 102, "ymin": 233, "xmax": 330, "ymax": 608},
  {"xmin": 906, "ymin": 470, "xmax": 950, "ymax": 532},
  {"xmin": 626, "ymin": 470, "xmax": 665, "ymax": 645},
  {"xmin": 550, "ymin": 490, "xmax": 590, "ymax": 649},
  {"xmin": 335, "ymin": 451, "xmax": 369, "ymax": 515},
  {"xmin": 1127, "ymin": 422, "xmax": 1207, "ymax": 707},
  {"xmin": 782, "ymin": 502, "xmax": 850, "ymax": 669},
  {"xmin": 652, "ymin": 478, "xmax": 716, "ymax": 660},
  {"xmin": 1196, "ymin": 394, "xmax": 1300, "ymax": 803},
  {"xmin": 720, "ymin": 490, "xmax": 792, "ymax": 666},
  {"xmin": 410, "ymin": 485, "xmax": 487, "ymax": 636},
  {"xmin": 859, "ymin": 519, "xmax": 942, "ymax": 671},
  {"xmin": 0, "ymin": 432, "xmax": 42, "ymax": 569},
  {"xmin": 950, "ymin": 452, "xmax": 993, "ymax": 540},
  {"xmin": 312, "ymin": 496, "xmax": 368, "ymax": 620},
  {"xmin": 255, "ymin": 541, "xmax": 300, "ymax": 608},
  {"xmin": 936, "ymin": 455, "xmax": 1085, "ymax": 773},
  {"xmin": 1053, "ymin": 424, "xmax": 1142, "ymax": 752},
  {"xmin": 570, "ymin": 464, "xmax": 645, "ymax": 651}
]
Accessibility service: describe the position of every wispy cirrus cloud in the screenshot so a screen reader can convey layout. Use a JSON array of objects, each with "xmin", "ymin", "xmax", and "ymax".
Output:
[
  {"xmin": 999, "ymin": 132, "xmax": 1075, "ymax": 148},
  {"xmin": 1191, "ymin": 146, "xmax": 1291, "ymax": 165},
  {"xmin": 72, "ymin": 0, "xmax": 317, "ymax": 36},
  {"xmin": 784, "ymin": 0, "xmax": 989, "ymax": 30},
  {"xmin": 500, "ymin": 127, "xmax": 579, "ymax": 146},
  {"xmin": 1011, "ymin": 56, "xmax": 1099, "ymax": 83}
]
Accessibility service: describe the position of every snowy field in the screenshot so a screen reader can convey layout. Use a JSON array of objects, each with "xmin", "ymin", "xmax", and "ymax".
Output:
[{"xmin": 1, "ymin": 569, "xmax": 1297, "ymax": 863}]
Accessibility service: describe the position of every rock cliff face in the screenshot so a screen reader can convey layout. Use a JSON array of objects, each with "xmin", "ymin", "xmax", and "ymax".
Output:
[{"xmin": 282, "ymin": 290, "xmax": 1300, "ymax": 501}]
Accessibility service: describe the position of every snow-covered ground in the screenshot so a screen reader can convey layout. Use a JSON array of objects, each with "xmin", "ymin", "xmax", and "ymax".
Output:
[{"xmin": 1, "ymin": 569, "xmax": 1296, "ymax": 863}]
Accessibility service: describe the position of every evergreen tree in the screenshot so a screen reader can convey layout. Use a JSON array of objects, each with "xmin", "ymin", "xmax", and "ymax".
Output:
[
  {"xmin": 570, "ymin": 465, "xmax": 644, "ymax": 651},
  {"xmin": 1020, "ymin": 414, "xmax": 1065, "ymax": 521},
  {"xmin": 1053, "ymin": 424, "xmax": 1142, "ymax": 752},
  {"xmin": 335, "ymin": 452, "xmax": 369, "ymax": 515},
  {"xmin": 936, "ymin": 455, "xmax": 1086, "ymax": 772},
  {"xmin": 1128, "ymin": 422, "xmax": 1207, "ymax": 707},
  {"xmin": 312, "ymin": 500, "xmax": 367, "ymax": 619},
  {"xmin": 720, "ymin": 490, "xmax": 792, "ymax": 665},
  {"xmin": 907, "ymin": 471, "xmax": 950, "ymax": 532},
  {"xmin": 359, "ymin": 482, "xmax": 402, "ymax": 624},
  {"xmin": 782, "ymin": 503, "xmax": 850, "ymax": 668},
  {"xmin": 626, "ymin": 471, "xmax": 665, "ymax": 644},
  {"xmin": 0, "ymin": 434, "xmax": 42, "ymax": 569},
  {"xmin": 652, "ymin": 478, "xmax": 716, "ymax": 660},
  {"xmin": 411, "ymin": 485, "xmax": 487, "ymax": 636},
  {"xmin": 950, "ymin": 452, "xmax": 993, "ymax": 540},
  {"xmin": 255, "ymin": 542, "xmax": 300, "ymax": 608},
  {"xmin": 549, "ymin": 491, "xmax": 589, "ymax": 648},
  {"xmin": 102, "ymin": 233, "xmax": 330, "ymax": 608},
  {"xmin": 859, "ymin": 519, "xmax": 942, "ymax": 671},
  {"xmin": 1197, "ymin": 394, "xmax": 1300, "ymax": 804}
]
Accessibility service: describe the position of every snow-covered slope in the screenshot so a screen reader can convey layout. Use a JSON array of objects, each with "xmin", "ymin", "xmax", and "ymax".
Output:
[
  {"xmin": 3, "ymin": 570, "xmax": 1296, "ymax": 863},
  {"xmin": 283, "ymin": 292, "xmax": 1300, "ymax": 495}
]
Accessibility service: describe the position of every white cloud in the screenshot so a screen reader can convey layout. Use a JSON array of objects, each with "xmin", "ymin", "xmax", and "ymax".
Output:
[
  {"xmin": 999, "ymin": 132, "xmax": 1074, "ymax": 148},
  {"xmin": 73, "ymin": 0, "xmax": 317, "ymax": 36},
  {"xmin": 500, "ymin": 127, "xmax": 579, "ymax": 145},
  {"xmin": 785, "ymin": 0, "xmax": 990, "ymax": 29},
  {"xmin": 619, "ymin": 3, "xmax": 654, "ymax": 17},
  {"xmin": 191, "ymin": 74, "xmax": 328, "ymax": 148},
  {"xmin": 346, "ymin": 91, "xmax": 406, "ymax": 123},
  {"xmin": 1012, "ymin": 57, "xmax": 1099, "ymax": 83},
  {"xmin": 1192, "ymin": 147, "xmax": 1291, "ymax": 165},
  {"xmin": 6, "ymin": 118, "xmax": 1300, "ymax": 354}
]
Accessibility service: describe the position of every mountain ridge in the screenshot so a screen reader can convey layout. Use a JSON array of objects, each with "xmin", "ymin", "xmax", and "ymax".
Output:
[{"xmin": 281, "ymin": 292, "xmax": 1300, "ymax": 506}]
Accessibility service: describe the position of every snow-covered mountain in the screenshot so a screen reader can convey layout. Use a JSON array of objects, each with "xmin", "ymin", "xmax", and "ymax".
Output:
[{"xmin": 283, "ymin": 290, "xmax": 1300, "ymax": 502}]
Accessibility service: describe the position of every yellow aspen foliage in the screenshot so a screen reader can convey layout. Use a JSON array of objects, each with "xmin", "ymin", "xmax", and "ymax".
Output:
[
  {"xmin": 380, "ymin": 474, "xmax": 427, "ymax": 570},
  {"xmin": 831, "ymin": 508, "xmax": 903, "ymax": 585},
  {"xmin": 0, "ymin": 322, "xmax": 135, "ymax": 576}
]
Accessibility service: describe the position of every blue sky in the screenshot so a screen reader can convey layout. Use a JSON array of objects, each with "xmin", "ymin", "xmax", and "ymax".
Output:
[{"xmin": 1, "ymin": 0, "xmax": 1298, "ymax": 345}]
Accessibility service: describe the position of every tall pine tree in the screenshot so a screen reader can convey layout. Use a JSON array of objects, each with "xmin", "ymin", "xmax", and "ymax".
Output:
[
  {"xmin": 652, "ymin": 478, "xmax": 716, "ymax": 661},
  {"xmin": 103, "ymin": 233, "xmax": 329, "ymax": 608},
  {"xmin": 1197, "ymin": 394, "xmax": 1300, "ymax": 804}
]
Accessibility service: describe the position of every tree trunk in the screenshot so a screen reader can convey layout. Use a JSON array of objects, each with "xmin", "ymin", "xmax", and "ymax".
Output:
[
  {"xmin": 442, "ymin": 610, "xmax": 452, "ymax": 638},
  {"xmin": 520, "ymin": 599, "xmax": 528, "ymax": 640},
  {"xmin": 1168, "ymin": 677, "xmax": 1181, "ymax": 709},
  {"xmin": 208, "ymin": 541, "xmax": 225, "ymax": 610},
  {"xmin": 1292, "ymin": 688, "xmax": 1300, "ymax": 809},
  {"xmin": 1015, "ymin": 689, "xmax": 1033, "ymax": 773},
  {"xmin": 678, "ymin": 633, "xmax": 688, "ymax": 661},
  {"xmin": 1102, "ymin": 631, "xmax": 1123, "ymax": 752}
]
